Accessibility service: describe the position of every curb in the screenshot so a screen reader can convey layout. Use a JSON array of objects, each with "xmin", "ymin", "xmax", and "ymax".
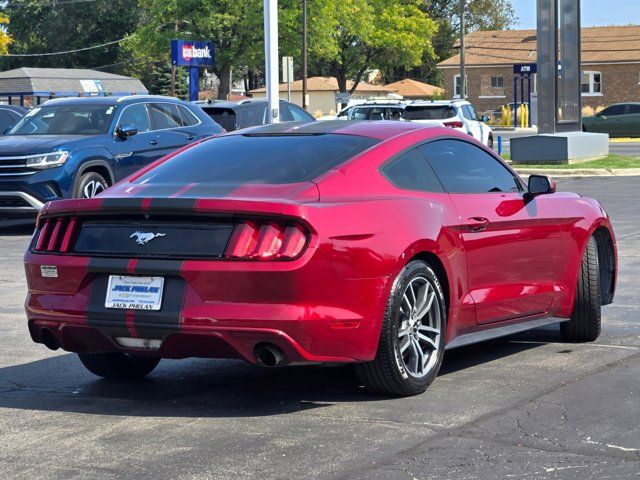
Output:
[{"xmin": 513, "ymin": 168, "xmax": 640, "ymax": 177}]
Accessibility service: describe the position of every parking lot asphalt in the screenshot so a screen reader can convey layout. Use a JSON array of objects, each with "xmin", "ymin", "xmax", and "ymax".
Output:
[{"xmin": 1, "ymin": 176, "xmax": 639, "ymax": 480}]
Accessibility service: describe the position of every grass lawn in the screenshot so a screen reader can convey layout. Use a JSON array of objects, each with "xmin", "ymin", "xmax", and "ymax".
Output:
[{"xmin": 502, "ymin": 154, "xmax": 640, "ymax": 169}]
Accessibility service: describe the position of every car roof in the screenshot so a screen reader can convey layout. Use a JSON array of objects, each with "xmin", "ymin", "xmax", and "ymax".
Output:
[
  {"xmin": 196, "ymin": 99, "xmax": 297, "ymax": 109},
  {"xmin": 229, "ymin": 119, "xmax": 438, "ymax": 140},
  {"xmin": 407, "ymin": 100, "xmax": 465, "ymax": 106},
  {"xmin": 347, "ymin": 103, "xmax": 406, "ymax": 108},
  {"xmin": 41, "ymin": 95, "xmax": 183, "ymax": 107}
]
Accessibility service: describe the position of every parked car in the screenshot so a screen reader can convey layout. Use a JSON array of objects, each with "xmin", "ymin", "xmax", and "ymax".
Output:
[
  {"xmin": 0, "ymin": 105, "xmax": 28, "ymax": 133},
  {"xmin": 582, "ymin": 103, "xmax": 640, "ymax": 137},
  {"xmin": 195, "ymin": 99, "xmax": 314, "ymax": 131},
  {"xmin": 0, "ymin": 95, "xmax": 222, "ymax": 216},
  {"xmin": 24, "ymin": 120, "xmax": 616, "ymax": 396},
  {"xmin": 403, "ymin": 100, "xmax": 494, "ymax": 148},
  {"xmin": 335, "ymin": 101, "xmax": 406, "ymax": 121}
]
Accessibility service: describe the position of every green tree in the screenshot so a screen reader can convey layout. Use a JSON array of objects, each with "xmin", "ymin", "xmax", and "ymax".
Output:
[
  {"xmin": 124, "ymin": 0, "xmax": 264, "ymax": 100},
  {"xmin": 303, "ymin": 0, "xmax": 437, "ymax": 94},
  {"xmin": 1, "ymin": 0, "xmax": 141, "ymax": 71}
]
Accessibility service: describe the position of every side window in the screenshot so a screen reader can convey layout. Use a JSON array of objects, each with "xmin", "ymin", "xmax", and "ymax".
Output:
[
  {"xmin": 351, "ymin": 108, "xmax": 370, "ymax": 120},
  {"xmin": 380, "ymin": 148, "xmax": 443, "ymax": 193},
  {"xmin": 600, "ymin": 105, "xmax": 626, "ymax": 116},
  {"xmin": 462, "ymin": 105, "xmax": 477, "ymax": 121},
  {"xmin": 279, "ymin": 104, "xmax": 294, "ymax": 122},
  {"xmin": 117, "ymin": 103, "xmax": 150, "ymax": 132},
  {"xmin": 420, "ymin": 139, "xmax": 521, "ymax": 194},
  {"xmin": 237, "ymin": 105, "xmax": 265, "ymax": 128},
  {"xmin": 148, "ymin": 103, "xmax": 182, "ymax": 130},
  {"xmin": 288, "ymin": 104, "xmax": 313, "ymax": 121},
  {"xmin": 627, "ymin": 104, "xmax": 640, "ymax": 114},
  {"xmin": 178, "ymin": 105, "xmax": 199, "ymax": 126}
]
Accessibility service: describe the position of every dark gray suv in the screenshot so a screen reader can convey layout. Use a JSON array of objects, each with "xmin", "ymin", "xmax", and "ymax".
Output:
[{"xmin": 195, "ymin": 99, "xmax": 314, "ymax": 131}]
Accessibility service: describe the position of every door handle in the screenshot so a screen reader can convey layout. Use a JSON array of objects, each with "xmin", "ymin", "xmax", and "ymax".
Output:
[
  {"xmin": 467, "ymin": 217, "xmax": 490, "ymax": 232},
  {"xmin": 149, "ymin": 139, "xmax": 159, "ymax": 145}
]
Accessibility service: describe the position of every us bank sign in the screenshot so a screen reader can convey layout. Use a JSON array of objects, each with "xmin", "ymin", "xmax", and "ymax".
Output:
[{"xmin": 170, "ymin": 39, "xmax": 215, "ymax": 67}]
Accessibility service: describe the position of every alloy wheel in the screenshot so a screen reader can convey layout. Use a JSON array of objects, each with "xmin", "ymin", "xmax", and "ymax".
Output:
[
  {"xmin": 397, "ymin": 276, "xmax": 442, "ymax": 378},
  {"xmin": 82, "ymin": 180, "xmax": 106, "ymax": 198}
]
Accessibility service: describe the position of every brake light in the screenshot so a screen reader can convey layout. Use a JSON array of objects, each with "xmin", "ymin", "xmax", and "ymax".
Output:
[
  {"xmin": 444, "ymin": 121, "xmax": 464, "ymax": 129},
  {"xmin": 225, "ymin": 221, "xmax": 308, "ymax": 260},
  {"xmin": 33, "ymin": 216, "xmax": 79, "ymax": 253}
]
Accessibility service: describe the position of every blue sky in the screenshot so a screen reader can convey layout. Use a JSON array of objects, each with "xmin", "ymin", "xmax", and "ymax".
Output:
[{"xmin": 511, "ymin": 0, "xmax": 640, "ymax": 28}]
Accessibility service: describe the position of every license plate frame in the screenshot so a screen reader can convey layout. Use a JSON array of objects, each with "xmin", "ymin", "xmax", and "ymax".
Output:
[{"xmin": 105, "ymin": 275, "xmax": 165, "ymax": 311}]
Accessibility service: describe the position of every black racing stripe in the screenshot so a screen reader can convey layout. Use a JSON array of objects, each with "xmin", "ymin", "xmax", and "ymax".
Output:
[
  {"xmin": 147, "ymin": 198, "xmax": 197, "ymax": 210},
  {"xmin": 87, "ymin": 258, "xmax": 131, "ymax": 274},
  {"xmin": 133, "ymin": 276, "xmax": 186, "ymax": 339},
  {"xmin": 134, "ymin": 259, "xmax": 183, "ymax": 276},
  {"xmin": 86, "ymin": 274, "xmax": 129, "ymax": 338},
  {"xmin": 100, "ymin": 198, "xmax": 146, "ymax": 210}
]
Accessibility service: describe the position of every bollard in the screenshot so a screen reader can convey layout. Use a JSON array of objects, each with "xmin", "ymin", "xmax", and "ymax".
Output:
[{"xmin": 497, "ymin": 135, "xmax": 503, "ymax": 155}]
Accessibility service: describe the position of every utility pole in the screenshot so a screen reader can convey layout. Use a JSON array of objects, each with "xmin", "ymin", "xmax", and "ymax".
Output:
[
  {"xmin": 264, "ymin": 0, "xmax": 280, "ymax": 123},
  {"xmin": 302, "ymin": 0, "xmax": 308, "ymax": 110},
  {"xmin": 459, "ymin": 0, "xmax": 466, "ymax": 99}
]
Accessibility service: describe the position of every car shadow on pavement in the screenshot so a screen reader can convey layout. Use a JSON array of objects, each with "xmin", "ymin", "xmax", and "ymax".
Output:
[
  {"xmin": 0, "ymin": 220, "xmax": 34, "ymax": 235},
  {"xmin": 0, "ymin": 326, "xmax": 563, "ymax": 418}
]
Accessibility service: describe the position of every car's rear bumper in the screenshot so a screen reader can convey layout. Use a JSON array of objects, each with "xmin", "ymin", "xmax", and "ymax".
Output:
[{"xmin": 24, "ymin": 251, "xmax": 390, "ymax": 365}]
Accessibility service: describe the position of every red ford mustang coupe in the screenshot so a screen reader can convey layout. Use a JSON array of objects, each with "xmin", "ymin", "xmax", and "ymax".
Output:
[{"xmin": 24, "ymin": 121, "xmax": 617, "ymax": 396}]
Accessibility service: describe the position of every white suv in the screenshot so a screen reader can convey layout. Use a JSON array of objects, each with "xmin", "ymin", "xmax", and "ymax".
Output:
[{"xmin": 403, "ymin": 100, "xmax": 494, "ymax": 148}]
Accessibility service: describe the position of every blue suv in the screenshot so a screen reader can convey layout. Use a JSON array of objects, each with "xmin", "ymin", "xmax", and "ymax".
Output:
[{"xmin": 0, "ymin": 95, "xmax": 223, "ymax": 216}]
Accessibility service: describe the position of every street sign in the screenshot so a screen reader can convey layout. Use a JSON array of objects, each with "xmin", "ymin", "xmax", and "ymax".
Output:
[
  {"xmin": 171, "ymin": 40, "xmax": 215, "ymax": 67},
  {"xmin": 282, "ymin": 56, "xmax": 294, "ymax": 83},
  {"xmin": 513, "ymin": 63, "xmax": 537, "ymax": 75},
  {"xmin": 335, "ymin": 92, "xmax": 350, "ymax": 104}
]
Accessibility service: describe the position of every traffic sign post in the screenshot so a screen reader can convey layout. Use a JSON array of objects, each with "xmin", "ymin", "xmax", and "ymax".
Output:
[{"xmin": 282, "ymin": 56, "xmax": 294, "ymax": 102}]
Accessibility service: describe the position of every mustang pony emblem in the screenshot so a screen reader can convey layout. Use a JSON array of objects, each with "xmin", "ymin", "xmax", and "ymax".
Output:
[{"xmin": 130, "ymin": 231, "xmax": 166, "ymax": 245}]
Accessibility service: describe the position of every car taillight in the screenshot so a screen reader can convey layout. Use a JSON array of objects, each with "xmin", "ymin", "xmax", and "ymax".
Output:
[
  {"xmin": 444, "ymin": 121, "xmax": 464, "ymax": 129},
  {"xmin": 225, "ymin": 221, "xmax": 308, "ymax": 260},
  {"xmin": 33, "ymin": 216, "xmax": 79, "ymax": 253}
]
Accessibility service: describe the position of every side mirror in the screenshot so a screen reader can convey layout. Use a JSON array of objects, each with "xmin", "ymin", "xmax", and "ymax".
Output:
[
  {"xmin": 115, "ymin": 124, "xmax": 138, "ymax": 139},
  {"xmin": 480, "ymin": 115, "xmax": 490, "ymax": 123},
  {"xmin": 528, "ymin": 174, "xmax": 556, "ymax": 195}
]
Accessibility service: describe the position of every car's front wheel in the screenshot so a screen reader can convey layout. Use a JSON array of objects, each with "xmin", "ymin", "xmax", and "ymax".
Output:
[
  {"xmin": 355, "ymin": 260, "xmax": 446, "ymax": 396},
  {"xmin": 74, "ymin": 171, "xmax": 109, "ymax": 199},
  {"xmin": 78, "ymin": 352, "xmax": 160, "ymax": 379},
  {"xmin": 561, "ymin": 236, "xmax": 601, "ymax": 342}
]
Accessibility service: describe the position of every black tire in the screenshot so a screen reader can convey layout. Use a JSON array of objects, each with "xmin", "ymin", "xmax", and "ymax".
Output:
[
  {"xmin": 561, "ymin": 236, "xmax": 601, "ymax": 342},
  {"xmin": 355, "ymin": 260, "xmax": 447, "ymax": 396},
  {"xmin": 73, "ymin": 171, "xmax": 109, "ymax": 199},
  {"xmin": 487, "ymin": 135, "xmax": 494, "ymax": 149},
  {"xmin": 78, "ymin": 352, "xmax": 160, "ymax": 380}
]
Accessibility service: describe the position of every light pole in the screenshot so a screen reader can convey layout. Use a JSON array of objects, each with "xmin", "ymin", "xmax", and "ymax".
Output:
[
  {"xmin": 302, "ymin": 0, "xmax": 308, "ymax": 110},
  {"xmin": 264, "ymin": 0, "xmax": 280, "ymax": 123}
]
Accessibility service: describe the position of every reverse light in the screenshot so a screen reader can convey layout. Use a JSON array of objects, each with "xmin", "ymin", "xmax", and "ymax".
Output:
[
  {"xmin": 26, "ymin": 151, "xmax": 69, "ymax": 169},
  {"xmin": 443, "ymin": 121, "xmax": 464, "ymax": 129},
  {"xmin": 225, "ymin": 221, "xmax": 308, "ymax": 260}
]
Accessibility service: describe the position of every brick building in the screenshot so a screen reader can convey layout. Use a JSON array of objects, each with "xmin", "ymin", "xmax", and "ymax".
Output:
[{"xmin": 437, "ymin": 25, "xmax": 640, "ymax": 117}]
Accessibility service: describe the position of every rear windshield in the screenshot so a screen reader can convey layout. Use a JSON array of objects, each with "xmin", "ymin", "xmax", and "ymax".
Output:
[
  {"xmin": 403, "ymin": 106, "xmax": 455, "ymax": 120},
  {"xmin": 203, "ymin": 107, "xmax": 237, "ymax": 131},
  {"xmin": 135, "ymin": 133, "xmax": 379, "ymax": 184}
]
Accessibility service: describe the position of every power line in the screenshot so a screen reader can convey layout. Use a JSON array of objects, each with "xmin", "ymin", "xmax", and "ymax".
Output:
[
  {"xmin": 0, "ymin": 37, "xmax": 127, "ymax": 56},
  {"xmin": 3, "ymin": 0, "xmax": 121, "ymax": 7}
]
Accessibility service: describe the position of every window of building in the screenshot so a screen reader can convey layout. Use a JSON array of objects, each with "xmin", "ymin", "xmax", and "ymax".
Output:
[
  {"xmin": 454, "ymin": 74, "xmax": 468, "ymax": 98},
  {"xmin": 490, "ymin": 76, "xmax": 504, "ymax": 89},
  {"xmin": 581, "ymin": 71, "xmax": 602, "ymax": 96}
]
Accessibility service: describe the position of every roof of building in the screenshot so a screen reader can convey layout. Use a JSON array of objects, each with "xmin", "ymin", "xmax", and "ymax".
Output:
[
  {"xmin": 383, "ymin": 78, "xmax": 444, "ymax": 97},
  {"xmin": 0, "ymin": 67, "xmax": 147, "ymax": 94},
  {"xmin": 437, "ymin": 25, "xmax": 640, "ymax": 67},
  {"xmin": 249, "ymin": 76, "xmax": 395, "ymax": 93}
]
